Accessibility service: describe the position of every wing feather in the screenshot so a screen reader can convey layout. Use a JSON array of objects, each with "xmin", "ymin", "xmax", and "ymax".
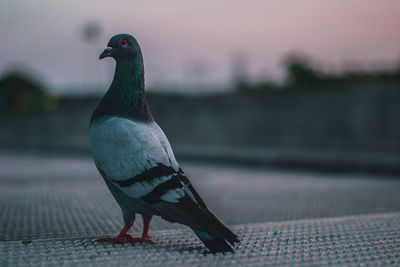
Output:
[{"xmin": 89, "ymin": 116, "xmax": 178, "ymax": 198}]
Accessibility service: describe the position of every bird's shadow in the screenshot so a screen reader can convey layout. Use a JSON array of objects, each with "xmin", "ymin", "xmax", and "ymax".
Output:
[
  {"xmin": 149, "ymin": 242, "xmax": 236, "ymax": 255},
  {"xmin": 93, "ymin": 238, "xmax": 207, "ymax": 254},
  {"xmin": 150, "ymin": 242, "xmax": 206, "ymax": 254}
]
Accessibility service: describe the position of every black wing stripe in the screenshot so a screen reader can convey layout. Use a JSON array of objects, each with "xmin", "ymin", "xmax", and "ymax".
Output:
[
  {"xmin": 110, "ymin": 163, "xmax": 176, "ymax": 187},
  {"xmin": 177, "ymin": 172, "xmax": 208, "ymax": 209},
  {"xmin": 140, "ymin": 173, "xmax": 185, "ymax": 204}
]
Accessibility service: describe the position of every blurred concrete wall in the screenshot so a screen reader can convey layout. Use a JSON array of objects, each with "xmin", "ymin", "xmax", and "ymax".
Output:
[
  {"xmin": 152, "ymin": 82, "xmax": 400, "ymax": 153},
  {"xmin": 1, "ymin": 80, "xmax": 399, "ymax": 172}
]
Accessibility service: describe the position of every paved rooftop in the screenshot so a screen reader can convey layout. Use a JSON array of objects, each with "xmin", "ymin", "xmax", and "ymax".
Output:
[{"xmin": 1, "ymin": 152, "xmax": 400, "ymax": 266}]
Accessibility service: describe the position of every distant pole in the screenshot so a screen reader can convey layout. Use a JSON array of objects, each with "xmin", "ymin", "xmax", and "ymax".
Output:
[
  {"xmin": 230, "ymin": 53, "xmax": 249, "ymax": 90},
  {"xmin": 81, "ymin": 22, "xmax": 102, "ymax": 91},
  {"xmin": 188, "ymin": 61, "xmax": 206, "ymax": 91}
]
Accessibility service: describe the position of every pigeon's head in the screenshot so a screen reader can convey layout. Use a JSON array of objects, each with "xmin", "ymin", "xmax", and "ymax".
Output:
[{"xmin": 99, "ymin": 34, "xmax": 142, "ymax": 62}]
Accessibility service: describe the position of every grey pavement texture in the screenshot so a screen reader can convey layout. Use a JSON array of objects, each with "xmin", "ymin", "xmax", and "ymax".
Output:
[{"xmin": 1, "ymin": 152, "xmax": 400, "ymax": 266}]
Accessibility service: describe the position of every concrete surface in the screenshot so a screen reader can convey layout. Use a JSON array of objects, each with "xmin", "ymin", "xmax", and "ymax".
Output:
[{"xmin": 1, "ymin": 152, "xmax": 400, "ymax": 266}]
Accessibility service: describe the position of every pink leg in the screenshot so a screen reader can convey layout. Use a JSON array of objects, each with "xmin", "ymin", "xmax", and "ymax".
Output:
[
  {"xmin": 130, "ymin": 215, "xmax": 152, "ymax": 243},
  {"xmin": 98, "ymin": 216, "xmax": 153, "ymax": 244}
]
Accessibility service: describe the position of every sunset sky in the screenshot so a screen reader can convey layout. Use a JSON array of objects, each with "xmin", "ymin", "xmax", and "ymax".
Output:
[{"xmin": 1, "ymin": 0, "xmax": 400, "ymax": 93}]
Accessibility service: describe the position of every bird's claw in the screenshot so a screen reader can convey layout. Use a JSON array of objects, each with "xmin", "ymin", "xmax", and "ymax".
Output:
[
  {"xmin": 98, "ymin": 234, "xmax": 152, "ymax": 245},
  {"xmin": 98, "ymin": 234, "xmax": 134, "ymax": 244},
  {"xmin": 129, "ymin": 234, "xmax": 152, "ymax": 244}
]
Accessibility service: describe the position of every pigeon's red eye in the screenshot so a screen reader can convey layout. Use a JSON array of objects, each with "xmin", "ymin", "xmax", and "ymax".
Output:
[{"xmin": 120, "ymin": 38, "xmax": 128, "ymax": 47}]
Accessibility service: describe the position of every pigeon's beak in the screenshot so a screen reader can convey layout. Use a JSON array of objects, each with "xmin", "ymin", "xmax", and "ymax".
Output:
[{"xmin": 99, "ymin": 47, "xmax": 112, "ymax": 60}]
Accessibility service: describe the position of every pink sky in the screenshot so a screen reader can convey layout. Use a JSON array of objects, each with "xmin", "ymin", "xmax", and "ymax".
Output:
[{"xmin": 1, "ymin": 0, "xmax": 400, "ymax": 93}]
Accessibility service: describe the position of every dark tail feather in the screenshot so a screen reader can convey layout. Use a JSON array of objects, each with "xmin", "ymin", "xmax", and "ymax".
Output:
[{"xmin": 192, "ymin": 229, "xmax": 234, "ymax": 253}]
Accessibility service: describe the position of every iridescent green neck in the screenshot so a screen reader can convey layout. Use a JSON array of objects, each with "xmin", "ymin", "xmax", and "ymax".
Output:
[
  {"xmin": 109, "ymin": 58, "xmax": 144, "ymax": 103},
  {"xmin": 91, "ymin": 58, "xmax": 152, "ymax": 122}
]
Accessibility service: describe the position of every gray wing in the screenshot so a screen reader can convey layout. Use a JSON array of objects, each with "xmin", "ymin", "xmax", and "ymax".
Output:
[{"xmin": 89, "ymin": 116, "xmax": 191, "ymax": 201}]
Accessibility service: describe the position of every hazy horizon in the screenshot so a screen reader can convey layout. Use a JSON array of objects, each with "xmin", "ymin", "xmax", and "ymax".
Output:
[{"xmin": 1, "ymin": 0, "xmax": 400, "ymax": 94}]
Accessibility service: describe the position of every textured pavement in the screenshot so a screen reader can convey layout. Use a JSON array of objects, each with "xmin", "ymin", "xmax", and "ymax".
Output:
[{"xmin": 1, "ymin": 152, "xmax": 400, "ymax": 266}]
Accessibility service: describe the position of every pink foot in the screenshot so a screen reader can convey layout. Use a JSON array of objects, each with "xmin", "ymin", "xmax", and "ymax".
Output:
[
  {"xmin": 98, "ymin": 234, "xmax": 135, "ymax": 244},
  {"xmin": 130, "ymin": 234, "xmax": 152, "ymax": 243},
  {"xmin": 98, "ymin": 234, "xmax": 152, "ymax": 244}
]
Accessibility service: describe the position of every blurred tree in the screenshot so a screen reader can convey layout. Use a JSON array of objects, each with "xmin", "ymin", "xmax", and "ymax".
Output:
[
  {"xmin": 284, "ymin": 53, "xmax": 319, "ymax": 86},
  {"xmin": 0, "ymin": 71, "xmax": 57, "ymax": 113},
  {"xmin": 252, "ymin": 80, "xmax": 277, "ymax": 91}
]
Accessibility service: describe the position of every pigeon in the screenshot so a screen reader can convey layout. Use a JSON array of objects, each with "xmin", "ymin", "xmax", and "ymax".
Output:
[{"xmin": 89, "ymin": 34, "xmax": 239, "ymax": 253}]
